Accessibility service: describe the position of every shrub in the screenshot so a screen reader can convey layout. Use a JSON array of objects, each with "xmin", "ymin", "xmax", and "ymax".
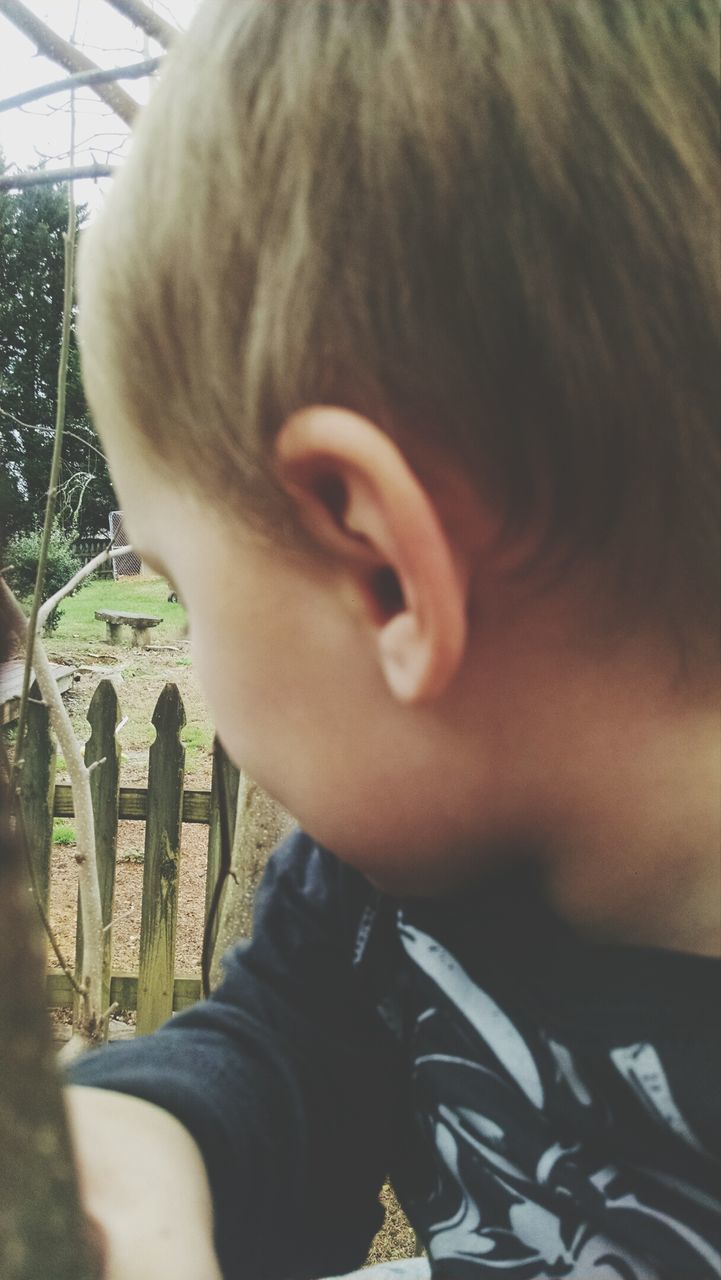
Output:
[{"xmin": 5, "ymin": 526, "xmax": 84, "ymax": 632}]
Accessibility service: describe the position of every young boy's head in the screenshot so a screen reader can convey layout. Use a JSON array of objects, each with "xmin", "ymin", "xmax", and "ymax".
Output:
[{"xmin": 78, "ymin": 1, "xmax": 720, "ymax": 927}]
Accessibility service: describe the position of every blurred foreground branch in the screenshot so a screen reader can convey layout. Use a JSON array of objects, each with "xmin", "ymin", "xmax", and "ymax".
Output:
[
  {"xmin": 0, "ymin": 0, "xmax": 140, "ymax": 123},
  {"xmin": 103, "ymin": 0, "xmax": 178, "ymax": 48},
  {"xmin": 0, "ymin": 56, "xmax": 161, "ymax": 114},
  {"xmin": 0, "ymin": 165, "xmax": 114, "ymax": 192}
]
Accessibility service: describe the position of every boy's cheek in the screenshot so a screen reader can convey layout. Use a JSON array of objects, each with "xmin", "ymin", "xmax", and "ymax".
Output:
[{"xmin": 187, "ymin": 618, "xmax": 306, "ymax": 803}]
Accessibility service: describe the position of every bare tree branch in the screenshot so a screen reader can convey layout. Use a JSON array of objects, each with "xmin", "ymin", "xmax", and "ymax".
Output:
[
  {"xmin": 0, "ymin": 165, "xmax": 114, "ymax": 191},
  {"xmin": 103, "ymin": 0, "xmax": 179, "ymax": 49},
  {"xmin": 0, "ymin": 407, "xmax": 109, "ymax": 465},
  {"xmin": 0, "ymin": 407, "xmax": 109, "ymax": 463},
  {"xmin": 0, "ymin": 0, "xmax": 140, "ymax": 124},
  {"xmin": 0, "ymin": 55, "xmax": 161, "ymax": 115}
]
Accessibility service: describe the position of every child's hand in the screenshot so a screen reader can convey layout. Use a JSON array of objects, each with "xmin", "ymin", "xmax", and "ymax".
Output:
[{"xmin": 65, "ymin": 1086, "xmax": 223, "ymax": 1280}]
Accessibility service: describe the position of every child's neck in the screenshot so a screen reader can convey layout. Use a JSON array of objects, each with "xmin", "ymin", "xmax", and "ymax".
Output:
[
  {"xmin": 540, "ymin": 703, "xmax": 720, "ymax": 957},
  {"xmin": 463, "ymin": 591, "xmax": 721, "ymax": 958}
]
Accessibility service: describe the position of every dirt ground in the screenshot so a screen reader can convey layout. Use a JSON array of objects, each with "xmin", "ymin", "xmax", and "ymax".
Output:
[
  {"xmin": 48, "ymin": 819, "xmax": 209, "ymax": 976},
  {"xmin": 37, "ymin": 626, "xmax": 418, "ymax": 1265},
  {"xmin": 44, "ymin": 635, "xmax": 215, "ymax": 788}
]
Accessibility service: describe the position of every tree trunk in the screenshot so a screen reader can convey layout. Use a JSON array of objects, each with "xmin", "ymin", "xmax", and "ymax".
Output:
[
  {"xmin": 0, "ymin": 816, "xmax": 102, "ymax": 1279},
  {"xmin": 0, "ymin": 567, "xmax": 101, "ymax": 1275}
]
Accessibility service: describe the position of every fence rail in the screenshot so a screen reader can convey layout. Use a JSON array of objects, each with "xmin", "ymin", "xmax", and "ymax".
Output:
[
  {"xmin": 47, "ymin": 970, "xmax": 202, "ymax": 1012},
  {"xmin": 18, "ymin": 677, "xmax": 240, "ymax": 1033}
]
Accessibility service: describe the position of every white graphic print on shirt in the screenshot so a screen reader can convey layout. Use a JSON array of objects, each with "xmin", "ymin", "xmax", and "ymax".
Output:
[{"xmin": 392, "ymin": 917, "xmax": 720, "ymax": 1280}]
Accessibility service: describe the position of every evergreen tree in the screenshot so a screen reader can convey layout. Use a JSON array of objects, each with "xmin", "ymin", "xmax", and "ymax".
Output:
[{"xmin": 0, "ymin": 162, "xmax": 116, "ymax": 540}]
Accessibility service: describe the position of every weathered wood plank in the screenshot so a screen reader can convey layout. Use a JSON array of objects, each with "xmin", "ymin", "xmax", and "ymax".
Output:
[
  {"xmin": 94, "ymin": 610, "xmax": 161, "ymax": 626},
  {"xmin": 18, "ymin": 682, "xmax": 56, "ymax": 916},
  {"xmin": 47, "ymin": 971, "xmax": 201, "ymax": 1011},
  {"xmin": 205, "ymin": 738, "xmax": 240, "ymax": 948},
  {"xmin": 75, "ymin": 681, "xmax": 121, "ymax": 1019},
  {"xmin": 0, "ymin": 661, "xmax": 74, "ymax": 727},
  {"xmin": 53, "ymin": 782, "xmax": 211, "ymax": 823},
  {"xmin": 136, "ymin": 684, "xmax": 185, "ymax": 1035}
]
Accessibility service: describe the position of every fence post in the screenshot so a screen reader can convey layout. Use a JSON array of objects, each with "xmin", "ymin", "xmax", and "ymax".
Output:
[
  {"xmin": 204, "ymin": 737, "xmax": 240, "ymax": 953},
  {"xmin": 74, "ymin": 680, "xmax": 121, "ymax": 1021},
  {"xmin": 208, "ymin": 777, "xmax": 294, "ymax": 989},
  {"xmin": 136, "ymin": 684, "xmax": 185, "ymax": 1035},
  {"xmin": 18, "ymin": 681, "xmax": 56, "ymax": 917}
]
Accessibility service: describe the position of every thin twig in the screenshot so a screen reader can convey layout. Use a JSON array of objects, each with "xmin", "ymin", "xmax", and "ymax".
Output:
[
  {"xmin": 103, "ymin": 910, "xmax": 126, "ymax": 935},
  {"xmin": 11, "ymin": 108, "xmax": 79, "ymax": 796},
  {"xmin": 11, "ymin": 112, "xmax": 78, "ymax": 806},
  {"xmin": 0, "ymin": 408, "xmax": 108, "ymax": 465},
  {"xmin": 36, "ymin": 894, "xmax": 86, "ymax": 998},
  {"xmin": 0, "ymin": 165, "xmax": 114, "ymax": 191},
  {"xmin": 0, "ymin": 56, "xmax": 161, "ymax": 114}
]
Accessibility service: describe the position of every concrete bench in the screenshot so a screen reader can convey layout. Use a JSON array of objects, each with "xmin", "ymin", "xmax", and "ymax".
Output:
[{"xmin": 95, "ymin": 610, "xmax": 162, "ymax": 647}]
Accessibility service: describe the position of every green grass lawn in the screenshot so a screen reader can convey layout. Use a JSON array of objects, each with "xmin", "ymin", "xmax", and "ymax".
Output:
[
  {"xmin": 50, "ymin": 575, "xmax": 188, "ymax": 645},
  {"xmin": 36, "ymin": 574, "xmax": 216, "ymax": 783}
]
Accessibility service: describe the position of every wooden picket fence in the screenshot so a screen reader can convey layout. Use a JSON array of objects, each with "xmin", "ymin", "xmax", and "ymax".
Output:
[
  {"xmin": 72, "ymin": 535, "xmax": 114, "ymax": 578},
  {"xmin": 18, "ymin": 677, "xmax": 239, "ymax": 1035}
]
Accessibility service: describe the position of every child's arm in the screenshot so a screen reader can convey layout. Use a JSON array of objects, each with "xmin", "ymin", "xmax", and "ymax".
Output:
[
  {"xmin": 66, "ymin": 1086, "xmax": 222, "ymax": 1279},
  {"xmin": 66, "ymin": 834, "xmax": 400, "ymax": 1278}
]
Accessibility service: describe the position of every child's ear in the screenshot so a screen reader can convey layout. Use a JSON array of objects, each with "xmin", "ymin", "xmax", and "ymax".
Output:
[{"xmin": 274, "ymin": 406, "xmax": 469, "ymax": 703}]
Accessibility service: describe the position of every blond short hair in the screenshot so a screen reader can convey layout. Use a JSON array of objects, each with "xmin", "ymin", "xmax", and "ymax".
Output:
[{"xmin": 79, "ymin": 0, "xmax": 720, "ymax": 643}]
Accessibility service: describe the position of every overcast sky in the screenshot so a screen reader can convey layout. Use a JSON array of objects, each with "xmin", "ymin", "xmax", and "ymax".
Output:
[{"xmin": 0, "ymin": 1, "xmax": 200, "ymax": 208}]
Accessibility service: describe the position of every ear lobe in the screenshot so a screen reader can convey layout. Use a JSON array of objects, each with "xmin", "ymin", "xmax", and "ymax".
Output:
[
  {"xmin": 379, "ymin": 610, "xmax": 453, "ymax": 703},
  {"xmin": 275, "ymin": 406, "xmax": 469, "ymax": 704}
]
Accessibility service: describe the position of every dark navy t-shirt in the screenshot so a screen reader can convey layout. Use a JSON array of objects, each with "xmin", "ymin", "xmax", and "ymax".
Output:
[{"xmin": 70, "ymin": 832, "xmax": 721, "ymax": 1280}]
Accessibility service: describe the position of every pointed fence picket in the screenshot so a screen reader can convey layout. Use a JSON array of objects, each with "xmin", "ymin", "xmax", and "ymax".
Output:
[
  {"xmin": 19, "ymin": 682, "xmax": 56, "ymax": 916},
  {"xmin": 136, "ymin": 684, "xmax": 185, "ymax": 1035},
  {"xmin": 23, "ymin": 680, "xmax": 241, "ymax": 1033},
  {"xmin": 74, "ymin": 679, "xmax": 121, "ymax": 1019},
  {"xmin": 204, "ymin": 737, "xmax": 240, "ymax": 959}
]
